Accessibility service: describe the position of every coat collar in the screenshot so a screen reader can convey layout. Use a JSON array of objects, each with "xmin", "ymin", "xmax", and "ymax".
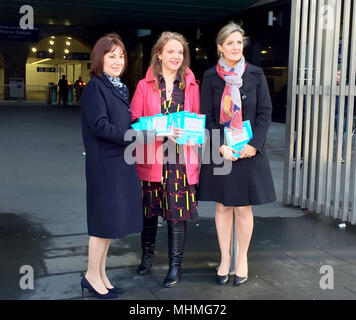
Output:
[{"xmin": 97, "ymin": 73, "xmax": 129, "ymax": 106}]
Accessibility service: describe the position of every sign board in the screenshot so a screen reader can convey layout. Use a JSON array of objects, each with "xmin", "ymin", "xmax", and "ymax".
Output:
[
  {"xmin": 65, "ymin": 52, "xmax": 90, "ymax": 60},
  {"xmin": 37, "ymin": 67, "xmax": 56, "ymax": 72},
  {"xmin": 0, "ymin": 25, "xmax": 38, "ymax": 41},
  {"xmin": 36, "ymin": 51, "xmax": 55, "ymax": 59}
]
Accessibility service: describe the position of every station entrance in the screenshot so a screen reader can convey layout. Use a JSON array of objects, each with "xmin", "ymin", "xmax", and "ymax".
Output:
[{"xmin": 25, "ymin": 35, "xmax": 91, "ymax": 103}]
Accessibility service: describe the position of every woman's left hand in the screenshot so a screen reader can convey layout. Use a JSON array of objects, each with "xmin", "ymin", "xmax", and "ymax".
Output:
[{"xmin": 238, "ymin": 144, "xmax": 257, "ymax": 159}]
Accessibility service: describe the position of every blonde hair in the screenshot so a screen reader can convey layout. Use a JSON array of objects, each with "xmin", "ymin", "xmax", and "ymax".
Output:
[
  {"xmin": 150, "ymin": 31, "xmax": 190, "ymax": 90},
  {"xmin": 216, "ymin": 22, "xmax": 248, "ymax": 57}
]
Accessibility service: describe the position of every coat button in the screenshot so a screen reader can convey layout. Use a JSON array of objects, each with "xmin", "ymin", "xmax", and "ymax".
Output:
[{"xmin": 241, "ymin": 94, "xmax": 247, "ymax": 100}]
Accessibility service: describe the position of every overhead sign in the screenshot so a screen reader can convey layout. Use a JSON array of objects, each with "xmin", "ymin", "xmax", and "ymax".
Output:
[
  {"xmin": 37, "ymin": 67, "xmax": 56, "ymax": 72},
  {"xmin": 36, "ymin": 51, "xmax": 55, "ymax": 59},
  {"xmin": 0, "ymin": 25, "xmax": 38, "ymax": 41},
  {"xmin": 65, "ymin": 52, "xmax": 90, "ymax": 60}
]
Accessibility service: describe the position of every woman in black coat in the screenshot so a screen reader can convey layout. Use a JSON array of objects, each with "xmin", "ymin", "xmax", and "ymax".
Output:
[
  {"xmin": 198, "ymin": 22, "xmax": 276, "ymax": 286},
  {"xmin": 80, "ymin": 33, "xmax": 142, "ymax": 299}
]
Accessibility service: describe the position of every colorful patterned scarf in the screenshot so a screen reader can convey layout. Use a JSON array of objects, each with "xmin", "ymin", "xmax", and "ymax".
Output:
[{"xmin": 216, "ymin": 56, "xmax": 246, "ymax": 131}]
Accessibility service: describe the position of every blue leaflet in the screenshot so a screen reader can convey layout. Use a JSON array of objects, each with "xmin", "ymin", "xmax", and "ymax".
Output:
[
  {"xmin": 224, "ymin": 120, "xmax": 253, "ymax": 157},
  {"xmin": 132, "ymin": 112, "xmax": 206, "ymax": 145}
]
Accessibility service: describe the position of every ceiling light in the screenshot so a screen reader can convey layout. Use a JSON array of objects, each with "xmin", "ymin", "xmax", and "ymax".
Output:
[
  {"xmin": 261, "ymin": 50, "xmax": 268, "ymax": 54},
  {"xmin": 31, "ymin": 47, "xmax": 37, "ymax": 52},
  {"xmin": 51, "ymin": 36, "xmax": 55, "ymax": 39},
  {"xmin": 66, "ymin": 41, "xmax": 71, "ymax": 46},
  {"xmin": 64, "ymin": 49, "xmax": 69, "ymax": 54},
  {"xmin": 48, "ymin": 48, "xmax": 54, "ymax": 53},
  {"xmin": 49, "ymin": 40, "xmax": 54, "ymax": 45},
  {"xmin": 31, "ymin": 58, "xmax": 52, "ymax": 65}
]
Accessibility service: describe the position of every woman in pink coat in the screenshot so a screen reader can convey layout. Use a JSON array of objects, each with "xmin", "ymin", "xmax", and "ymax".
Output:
[{"xmin": 131, "ymin": 31, "xmax": 200, "ymax": 288}]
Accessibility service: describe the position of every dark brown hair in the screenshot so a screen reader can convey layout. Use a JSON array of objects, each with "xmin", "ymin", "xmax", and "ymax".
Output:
[
  {"xmin": 90, "ymin": 33, "xmax": 127, "ymax": 78},
  {"xmin": 150, "ymin": 31, "xmax": 190, "ymax": 90}
]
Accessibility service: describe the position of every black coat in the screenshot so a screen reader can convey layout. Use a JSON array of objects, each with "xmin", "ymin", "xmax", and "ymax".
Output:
[
  {"xmin": 198, "ymin": 63, "xmax": 276, "ymax": 206},
  {"xmin": 80, "ymin": 74, "xmax": 143, "ymax": 238}
]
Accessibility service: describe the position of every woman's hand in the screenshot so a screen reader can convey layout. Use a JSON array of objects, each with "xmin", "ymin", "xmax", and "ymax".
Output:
[
  {"xmin": 165, "ymin": 127, "xmax": 184, "ymax": 143},
  {"xmin": 173, "ymin": 127, "xmax": 184, "ymax": 138},
  {"xmin": 220, "ymin": 145, "xmax": 238, "ymax": 161},
  {"xmin": 238, "ymin": 144, "xmax": 257, "ymax": 159}
]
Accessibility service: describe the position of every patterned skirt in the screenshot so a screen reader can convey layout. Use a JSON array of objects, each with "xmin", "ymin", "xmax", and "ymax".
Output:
[{"xmin": 141, "ymin": 144, "xmax": 198, "ymax": 223}]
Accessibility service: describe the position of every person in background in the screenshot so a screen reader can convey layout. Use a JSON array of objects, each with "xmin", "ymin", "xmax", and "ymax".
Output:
[
  {"xmin": 58, "ymin": 75, "xmax": 68, "ymax": 105},
  {"xmin": 74, "ymin": 76, "xmax": 85, "ymax": 103},
  {"xmin": 198, "ymin": 22, "xmax": 276, "ymax": 286},
  {"xmin": 80, "ymin": 33, "xmax": 142, "ymax": 299},
  {"xmin": 130, "ymin": 31, "xmax": 200, "ymax": 288}
]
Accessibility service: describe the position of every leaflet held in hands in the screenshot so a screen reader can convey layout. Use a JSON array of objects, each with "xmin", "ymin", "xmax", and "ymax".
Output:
[{"xmin": 224, "ymin": 120, "xmax": 253, "ymax": 157}]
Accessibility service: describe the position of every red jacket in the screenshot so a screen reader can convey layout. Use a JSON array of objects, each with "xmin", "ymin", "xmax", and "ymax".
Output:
[{"xmin": 131, "ymin": 66, "xmax": 200, "ymax": 185}]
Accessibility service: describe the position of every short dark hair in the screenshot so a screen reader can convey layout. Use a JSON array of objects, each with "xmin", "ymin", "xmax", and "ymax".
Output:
[{"xmin": 90, "ymin": 33, "xmax": 127, "ymax": 78}]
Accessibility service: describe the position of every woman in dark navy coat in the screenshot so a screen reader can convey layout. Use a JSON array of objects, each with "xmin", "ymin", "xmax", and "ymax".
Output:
[
  {"xmin": 198, "ymin": 22, "xmax": 276, "ymax": 286},
  {"xmin": 80, "ymin": 33, "xmax": 142, "ymax": 299}
]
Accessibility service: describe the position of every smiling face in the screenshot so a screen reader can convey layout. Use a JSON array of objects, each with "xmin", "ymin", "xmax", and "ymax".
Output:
[
  {"xmin": 103, "ymin": 46, "xmax": 125, "ymax": 77},
  {"xmin": 158, "ymin": 39, "xmax": 184, "ymax": 74},
  {"xmin": 218, "ymin": 31, "xmax": 244, "ymax": 67}
]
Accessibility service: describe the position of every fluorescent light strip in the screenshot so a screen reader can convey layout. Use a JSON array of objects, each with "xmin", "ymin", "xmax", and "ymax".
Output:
[{"xmin": 32, "ymin": 58, "xmax": 52, "ymax": 65}]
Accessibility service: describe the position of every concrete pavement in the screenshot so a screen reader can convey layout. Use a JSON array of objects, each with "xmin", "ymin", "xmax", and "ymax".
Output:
[{"xmin": 1, "ymin": 103, "xmax": 356, "ymax": 300}]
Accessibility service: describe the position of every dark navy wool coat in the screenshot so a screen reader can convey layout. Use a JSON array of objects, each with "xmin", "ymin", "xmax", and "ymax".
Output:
[
  {"xmin": 198, "ymin": 63, "xmax": 276, "ymax": 206},
  {"xmin": 80, "ymin": 74, "xmax": 143, "ymax": 238}
]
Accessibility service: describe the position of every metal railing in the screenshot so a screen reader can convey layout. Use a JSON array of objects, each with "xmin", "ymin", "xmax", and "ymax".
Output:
[{"xmin": 283, "ymin": 0, "xmax": 356, "ymax": 224}]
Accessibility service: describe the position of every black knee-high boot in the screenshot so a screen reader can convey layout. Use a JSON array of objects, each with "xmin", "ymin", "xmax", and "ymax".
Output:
[
  {"xmin": 163, "ymin": 220, "xmax": 187, "ymax": 288},
  {"xmin": 137, "ymin": 215, "xmax": 158, "ymax": 275}
]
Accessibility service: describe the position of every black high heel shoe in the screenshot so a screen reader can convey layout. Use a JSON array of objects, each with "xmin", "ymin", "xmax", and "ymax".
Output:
[
  {"xmin": 216, "ymin": 272, "xmax": 229, "ymax": 285},
  {"xmin": 81, "ymin": 277, "xmax": 118, "ymax": 299},
  {"xmin": 233, "ymin": 275, "xmax": 248, "ymax": 286},
  {"xmin": 107, "ymin": 285, "xmax": 124, "ymax": 294},
  {"xmin": 216, "ymin": 260, "xmax": 231, "ymax": 285}
]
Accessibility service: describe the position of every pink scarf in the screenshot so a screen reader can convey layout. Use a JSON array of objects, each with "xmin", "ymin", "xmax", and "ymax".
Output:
[{"xmin": 216, "ymin": 56, "xmax": 246, "ymax": 131}]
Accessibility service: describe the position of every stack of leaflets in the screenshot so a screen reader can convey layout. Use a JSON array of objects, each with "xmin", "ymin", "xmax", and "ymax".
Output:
[
  {"xmin": 224, "ymin": 120, "xmax": 253, "ymax": 157},
  {"xmin": 132, "ymin": 111, "xmax": 206, "ymax": 145}
]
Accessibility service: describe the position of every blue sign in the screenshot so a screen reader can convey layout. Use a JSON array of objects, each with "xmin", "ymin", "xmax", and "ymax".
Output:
[
  {"xmin": 65, "ymin": 52, "xmax": 90, "ymax": 60},
  {"xmin": 36, "ymin": 51, "xmax": 55, "ymax": 59},
  {"xmin": 0, "ymin": 25, "xmax": 39, "ymax": 41}
]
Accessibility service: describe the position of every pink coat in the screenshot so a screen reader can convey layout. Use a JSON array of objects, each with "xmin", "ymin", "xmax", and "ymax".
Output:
[{"xmin": 131, "ymin": 66, "xmax": 200, "ymax": 185}]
